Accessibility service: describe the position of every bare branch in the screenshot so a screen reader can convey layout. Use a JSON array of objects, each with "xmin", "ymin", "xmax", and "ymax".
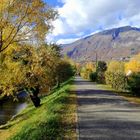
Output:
[{"xmin": 3, "ymin": 2, "xmax": 31, "ymax": 45}]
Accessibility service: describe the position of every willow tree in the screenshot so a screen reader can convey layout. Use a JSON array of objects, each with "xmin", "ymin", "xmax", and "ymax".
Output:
[
  {"xmin": 0, "ymin": 44, "xmax": 61, "ymax": 107},
  {"xmin": 0, "ymin": 0, "xmax": 57, "ymax": 52},
  {"xmin": 0, "ymin": 0, "xmax": 58, "ymax": 107}
]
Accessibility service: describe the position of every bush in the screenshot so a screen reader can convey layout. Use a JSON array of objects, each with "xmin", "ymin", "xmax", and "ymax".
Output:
[
  {"xmin": 95, "ymin": 61, "xmax": 107, "ymax": 84},
  {"xmin": 127, "ymin": 73, "xmax": 140, "ymax": 96},
  {"xmin": 89, "ymin": 72, "xmax": 98, "ymax": 82},
  {"xmin": 56, "ymin": 60, "xmax": 75, "ymax": 84},
  {"xmin": 88, "ymin": 61, "xmax": 107, "ymax": 83},
  {"xmin": 97, "ymin": 61, "xmax": 107, "ymax": 72},
  {"xmin": 105, "ymin": 71, "xmax": 127, "ymax": 90},
  {"xmin": 80, "ymin": 67, "xmax": 92, "ymax": 79}
]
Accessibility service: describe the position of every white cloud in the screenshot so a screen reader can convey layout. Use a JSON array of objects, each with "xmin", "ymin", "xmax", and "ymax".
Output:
[
  {"xmin": 57, "ymin": 38, "xmax": 80, "ymax": 44},
  {"xmin": 48, "ymin": 0, "xmax": 140, "ymax": 44}
]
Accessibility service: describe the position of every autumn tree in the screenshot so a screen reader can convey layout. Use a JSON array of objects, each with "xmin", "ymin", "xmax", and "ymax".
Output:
[
  {"xmin": 107, "ymin": 61, "xmax": 125, "ymax": 72},
  {"xmin": 0, "ymin": 44, "xmax": 42, "ymax": 106},
  {"xmin": 55, "ymin": 60, "xmax": 75, "ymax": 87},
  {"xmin": 0, "ymin": 45, "xmax": 26, "ymax": 97},
  {"xmin": 80, "ymin": 62, "xmax": 96, "ymax": 79},
  {"xmin": 125, "ymin": 53, "xmax": 140, "ymax": 95},
  {"xmin": 85, "ymin": 62, "xmax": 96, "ymax": 72},
  {"xmin": 36, "ymin": 44, "xmax": 61, "ymax": 90},
  {"xmin": 0, "ymin": 0, "xmax": 76, "ymax": 107},
  {"xmin": 105, "ymin": 61, "xmax": 126, "ymax": 90},
  {"xmin": 0, "ymin": 0, "xmax": 58, "ymax": 107},
  {"xmin": 125, "ymin": 54, "xmax": 140, "ymax": 74},
  {"xmin": 0, "ymin": 43, "xmax": 62, "ymax": 106},
  {"xmin": 0, "ymin": 0, "xmax": 57, "ymax": 52},
  {"xmin": 125, "ymin": 60, "xmax": 140, "ymax": 74}
]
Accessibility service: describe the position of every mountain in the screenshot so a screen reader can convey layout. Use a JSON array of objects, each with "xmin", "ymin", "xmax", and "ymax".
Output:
[{"xmin": 62, "ymin": 26, "xmax": 140, "ymax": 63}]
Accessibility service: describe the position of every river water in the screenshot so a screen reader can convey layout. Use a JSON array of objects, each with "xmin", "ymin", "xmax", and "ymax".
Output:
[
  {"xmin": 0, "ymin": 99, "xmax": 27, "ymax": 125},
  {"xmin": 0, "ymin": 92, "xmax": 28, "ymax": 125}
]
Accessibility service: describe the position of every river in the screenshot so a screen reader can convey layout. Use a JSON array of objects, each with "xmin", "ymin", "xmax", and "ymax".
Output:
[{"xmin": 0, "ymin": 92, "xmax": 28, "ymax": 125}]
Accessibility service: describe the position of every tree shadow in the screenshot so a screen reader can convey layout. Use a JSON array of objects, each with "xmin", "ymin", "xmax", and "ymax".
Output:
[
  {"xmin": 76, "ymin": 89, "xmax": 140, "ymax": 108},
  {"xmin": 78, "ymin": 119, "xmax": 140, "ymax": 140}
]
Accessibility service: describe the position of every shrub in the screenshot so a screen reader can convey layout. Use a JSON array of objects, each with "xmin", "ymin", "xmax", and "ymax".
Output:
[
  {"xmin": 95, "ymin": 61, "xmax": 107, "ymax": 84},
  {"xmin": 105, "ymin": 71, "xmax": 127, "ymax": 90},
  {"xmin": 89, "ymin": 72, "xmax": 98, "ymax": 82},
  {"xmin": 80, "ymin": 67, "xmax": 93, "ymax": 79},
  {"xmin": 97, "ymin": 61, "xmax": 107, "ymax": 72},
  {"xmin": 56, "ymin": 60, "xmax": 75, "ymax": 84},
  {"xmin": 127, "ymin": 73, "xmax": 140, "ymax": 96}
]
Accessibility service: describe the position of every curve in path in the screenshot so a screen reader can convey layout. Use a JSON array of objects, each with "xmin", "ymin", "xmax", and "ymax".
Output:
[{"xmin": 75, "ymin": 76, "xmax": 140, "ymax": 140}]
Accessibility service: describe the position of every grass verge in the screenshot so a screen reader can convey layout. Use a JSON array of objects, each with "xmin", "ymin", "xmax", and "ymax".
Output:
[
  {"xmin": 0, "ymin": 78, "xmax": 77, "ymax": 140},
  {"xmin": 97, "ymin": 84, "xmax": 140, "ymax": 104}
]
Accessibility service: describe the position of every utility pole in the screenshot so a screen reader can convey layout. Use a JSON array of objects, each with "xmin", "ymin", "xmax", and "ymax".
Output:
[
  {"xmin": 92, "ymin": 50, "xmax": 98, "ymax": 72},
  {"xmin": 95, "ymin": 51, "xmax": 98, "ymax": 73}
]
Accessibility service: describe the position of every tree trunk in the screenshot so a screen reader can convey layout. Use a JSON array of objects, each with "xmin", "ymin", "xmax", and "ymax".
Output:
[
  {"xmin": 30, "ymin": 95, "xmax": 40, "ymax": 107},
  {"xmin": 30, "ymin": 86, "xmax": 41, "ymax": 107}
]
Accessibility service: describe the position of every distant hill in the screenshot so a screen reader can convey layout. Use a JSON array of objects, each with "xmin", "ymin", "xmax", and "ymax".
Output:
[{"xmin": 62, "ymin": 26, "xmax": 140, "ymax": 63}]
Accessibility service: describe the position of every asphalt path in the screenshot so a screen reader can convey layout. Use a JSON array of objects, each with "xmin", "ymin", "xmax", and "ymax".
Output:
[{"xmin": 75, "ymin": 76, "xmax": 140, "ymax": 140}]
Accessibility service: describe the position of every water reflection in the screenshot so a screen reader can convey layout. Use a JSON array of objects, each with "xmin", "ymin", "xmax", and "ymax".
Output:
[{"xmin": 0, "ymin": 99, "xmax": 27, "ymax": 125}]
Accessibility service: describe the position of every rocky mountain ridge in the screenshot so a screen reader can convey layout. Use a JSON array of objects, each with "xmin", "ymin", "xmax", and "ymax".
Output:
[{"xmin": 62, "ymin": 26, "xmax": 140, "ymax": 62}]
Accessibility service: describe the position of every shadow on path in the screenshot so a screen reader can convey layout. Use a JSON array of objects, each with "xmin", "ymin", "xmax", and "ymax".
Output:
[{"xmin": 75, "ymin": 76, "xmax": 140, "ymax": 140}]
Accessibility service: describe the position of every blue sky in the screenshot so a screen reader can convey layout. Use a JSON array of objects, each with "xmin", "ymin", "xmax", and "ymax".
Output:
[
  {"xmin": 44, "ymin": 0, "xmax": 140, "ymax": 44},
  {"xmin": 44, "ymin": 0, "xmax": 63, "ymax": 7}
]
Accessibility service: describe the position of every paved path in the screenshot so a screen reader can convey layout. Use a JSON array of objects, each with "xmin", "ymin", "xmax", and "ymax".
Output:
[{"xmin": 75, "ymin": 76, "xmax": 140, "ymax": 140}]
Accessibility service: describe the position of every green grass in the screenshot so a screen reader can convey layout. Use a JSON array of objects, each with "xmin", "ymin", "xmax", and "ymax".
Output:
[
  {"xmin": 0, "ymin": 78, "xmax": 77, "ymax": 140},
  {"xmin": 97, "ymin": 84, "xmax": 140, "ymax": 104}
]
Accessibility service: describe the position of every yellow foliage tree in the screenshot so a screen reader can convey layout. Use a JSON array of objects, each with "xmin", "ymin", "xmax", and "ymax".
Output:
[
  {"xmin": 125, "ymin": 60, "xmax": 140, "ymax": 74},
  {"xmin": 107, "ymin": 61, "xmax": 125, "ymax": 72},
  {"xmin": 125, "ymin": 53, "xmax": 140, "ymax": 74},
  {"xmin": 80, "ymin": 62, "xmax": 96, "ymax": 79},
  {"xmin": 0, "ymin": 0, "xmax": 57, "ymax": 52},
  {"xmin": 86, "ymin": 62, "xmax": 96, "ymax": 72}
]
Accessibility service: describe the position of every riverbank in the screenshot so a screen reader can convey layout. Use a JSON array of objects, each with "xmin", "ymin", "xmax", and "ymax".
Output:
[
  {"xmin": 0, "ymin": 78, "xmax": 77, "ymax": 140},
  {"xmin": 0, "ymin": 92, "xmax": 28, "ymax": 125}
]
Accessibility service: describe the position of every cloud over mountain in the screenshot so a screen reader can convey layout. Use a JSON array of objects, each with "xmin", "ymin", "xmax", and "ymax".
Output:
[{"xmin": 47, "ymin": 0, "xmax": 140, "ymax": 44}]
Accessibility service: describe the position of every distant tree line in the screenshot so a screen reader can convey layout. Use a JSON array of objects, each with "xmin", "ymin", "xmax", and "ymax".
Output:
[{"xmin": 78, "ymin": 53, "xmax": 140, "ymax": 96}]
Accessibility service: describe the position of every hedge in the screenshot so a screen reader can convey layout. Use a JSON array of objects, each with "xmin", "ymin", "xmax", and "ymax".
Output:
[{"xmin": 105, "ymin": 71, "xmax": 127, "ymax": 90}]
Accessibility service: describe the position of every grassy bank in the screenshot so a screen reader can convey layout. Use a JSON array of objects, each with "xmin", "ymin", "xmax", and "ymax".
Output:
[
  {"xmin": 97, "ymin": 84, "xmax": 140, "ymax": 104},
  {"xmin": 0, "ymin": 78, "xmax": 77, "ymax": 140}
]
